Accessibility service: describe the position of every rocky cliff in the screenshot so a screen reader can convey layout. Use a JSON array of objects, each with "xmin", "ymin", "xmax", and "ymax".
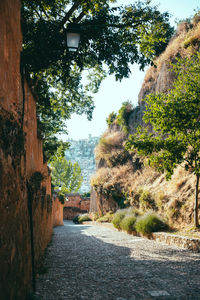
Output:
[{"xmin": 90, "ymin": 15, "xmax": 200, "ymax": 227}]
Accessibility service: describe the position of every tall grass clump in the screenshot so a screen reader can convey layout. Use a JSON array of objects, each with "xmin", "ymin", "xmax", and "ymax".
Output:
[
  {"xmin": 139, "ymin": 189, "xmax": 156, "ymax": 211},
  {"xmin": 97, "ymin": 212, "xmax": 114, "ymax": 223},
  {"xmin": 135, "ymin": 212, "xmax": 167, "ymax": 235},
  {"xmin": 120, "ymin": 215, "xmax": 137, "ymax": 233},
  {"xmin": 112, "ymin": 210, "xmax": 127, "ymax": 229}
]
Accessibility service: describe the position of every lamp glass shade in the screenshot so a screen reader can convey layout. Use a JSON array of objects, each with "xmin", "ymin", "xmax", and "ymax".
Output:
[{"xmin": 66, "ymin": 32, "xmax": 81, "ymax": 52}]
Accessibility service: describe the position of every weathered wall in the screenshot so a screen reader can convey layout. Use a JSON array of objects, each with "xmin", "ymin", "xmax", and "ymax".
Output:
[
  {"xmin": 63, "ymin": 194, "xmax": 90, "ymax": 219},
  {"xmin": 0, "ymin": 1, "xmax": 32, "ymax": 299},
  {"xmin": 90, "ymin": 188, "xmax": 118, "ymax": 215},
  {"xmin": 0, "ymin": 1, "xmax": 63, "ymax": 299},
  {"xmin": 63, "ymin": 207, "xmax": 88, "ymax": 220},
  {"xmin": 24, "ymin": 82, "xmax": 54, "ymax": 268},
  {"xmin": 52, "ymin": 196, "xmax": 64, "ymax": 226},
  {"xmin": 0, "ymin": 0, "xmax": 22, "ymax": 114},
  {"xmin": 64, "ymin": 194, "xmax": 90, "ymax": 211},
  {"xmin": 89, "ymin": 188, "xmax": 98, "ymax": 213}
]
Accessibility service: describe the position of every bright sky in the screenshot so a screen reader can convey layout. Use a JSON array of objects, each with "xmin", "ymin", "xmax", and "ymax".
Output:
[{"xmin": 63, "ymin": 0, "xmax": 200, "ymax": 140}]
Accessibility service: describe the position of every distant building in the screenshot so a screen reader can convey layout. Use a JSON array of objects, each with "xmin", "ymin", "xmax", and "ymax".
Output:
[
  {"xmin": 65, "ymin": 135, "xmax": 99, "ymax": 193},
  {"xmin": 63, "ymin": 193, "xmax": 90, "ymax": 220}
]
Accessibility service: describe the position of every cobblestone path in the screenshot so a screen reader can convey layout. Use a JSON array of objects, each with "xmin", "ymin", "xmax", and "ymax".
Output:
[{"xmin": 35, "ymin": 221, "xmax": 200, "ymax": 300}]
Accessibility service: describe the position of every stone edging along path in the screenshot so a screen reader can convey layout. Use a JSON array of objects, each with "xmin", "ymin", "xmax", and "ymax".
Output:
[
  {"xmin": 152, "ymin": 232, "xmax": 200, "ymax": 252},
  {"xmin": 82, "ymin": 221, "xmax": 200, "ymax": 252}
]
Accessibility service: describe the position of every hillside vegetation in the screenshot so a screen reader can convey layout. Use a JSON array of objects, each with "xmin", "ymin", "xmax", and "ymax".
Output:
[{"xmin": 91, "ymin": 14, "xmax": 200, "ymax": 231}]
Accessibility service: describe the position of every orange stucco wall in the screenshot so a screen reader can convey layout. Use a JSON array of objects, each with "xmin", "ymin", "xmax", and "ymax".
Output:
[
  {"xmin": 52, "ymin": 196, "xmax": 64, "ymax": 226},
  {"xmin": 63, "ymin": 194, "xmax": 90, "ymax": 220},
  {"xmin": 64, "ymin": 194, "xmax": 90, "ymax": 211},
  {"xmin": 0, "ymin": 1, "xmax": 63, "ymax": 299}
]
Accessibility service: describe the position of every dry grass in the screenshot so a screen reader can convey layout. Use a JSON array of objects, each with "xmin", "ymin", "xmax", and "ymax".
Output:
[
  {"xmin": 141, "ymin": 18, "xmax": 200, "ymax": 92},
  {"xmin": 156, "ymin": 20, "xmax": 200, "ymax": 68},
  {"xmin": 90, "ymin": 167, "xmax": 112, "ymax": 189},
  {"xmin": 95, "ymin": 131, "xmax": 125, "ymax": 160},
  {"xmin": 92, "ymin": 18, "xmax": 200, "ymax": 229},
  {"xmin": 91, "ymin": 162, "xmax": 135, "ymax": 194},
  {"xmin": 92, "ymin": 147, "xmax": 197, "ymax": 228}
]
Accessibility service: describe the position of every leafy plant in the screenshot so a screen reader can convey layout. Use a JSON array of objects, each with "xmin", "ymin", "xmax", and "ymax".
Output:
[
  {"xmin": 21, "ymin": 0, "xmax": 173, "ymax": 158},
  {"xmin": 73, "ymin": 214, "xmax": 92, "ymax": 224},
  {"xmin": 50, "ymin": 146, "xmax": 83, "ymax": 194},
  {"xmin": 97, "ymin": 211, "xmax": 114, "ymax": 223},
  {"xmin": 120, "ymin": 215, "xmax": 137, "ymax": 233},
  {"xmin": 135, "ymin": 212, "xmax": 168, "ymax": 235},
  {"xmin": 116, "ymin": 101, "xmax": 133, "ymax": 134},
  {"xmin": 91, "ymin": 212, "xmax": 100, "ymax": 221},
  {"xmin": 72, "ymin": 215, "xmax": 80, "ymax": 224},
  {"xmin": 106, "ymin": 112, "xmax": 117, "ymax": 128},
  {"xmin": 112, "ymin": 209, "xmax": 127, "ymax": 229},
  {"xmin": 81, "ymin": 192, "xmax": 91, "ymax": 198}
]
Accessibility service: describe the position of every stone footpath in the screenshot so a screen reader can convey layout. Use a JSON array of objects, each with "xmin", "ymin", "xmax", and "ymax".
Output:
[
  {"xmin": 83, "ymin": 221, "xmax": 200, "ymax": 252},
  {"xmin": 35, "ymin": 221, "xmax": 200, "ymax": 300}
]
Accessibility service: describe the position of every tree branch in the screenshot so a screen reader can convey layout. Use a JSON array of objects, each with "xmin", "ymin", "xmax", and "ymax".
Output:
[
  {"xmin": 59, "ymin": 0, "xmax": 83, "ymax": 29},
  {"xmin": 74, "ymin": 11, "xmax": 86, "ymax": 23},
  {"xmin": 35, "ymin": 0, "xmax": 50, "ymax": 19}
]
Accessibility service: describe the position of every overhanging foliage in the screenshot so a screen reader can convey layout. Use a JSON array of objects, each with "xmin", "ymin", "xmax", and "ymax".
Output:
[{"xmin": 21, "ymin": 0, "xmax": 173, "ymax": 158}]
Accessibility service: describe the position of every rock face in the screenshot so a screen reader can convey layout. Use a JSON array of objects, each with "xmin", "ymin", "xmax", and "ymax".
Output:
[{"xmin": 90, "ymin": 18, "xmax": 200, "ymax": 224}]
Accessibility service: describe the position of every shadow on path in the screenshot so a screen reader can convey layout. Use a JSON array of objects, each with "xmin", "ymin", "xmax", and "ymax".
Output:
[{"xmin": 35, "ymin": 221, "xmax": 200, "ymax": 300}]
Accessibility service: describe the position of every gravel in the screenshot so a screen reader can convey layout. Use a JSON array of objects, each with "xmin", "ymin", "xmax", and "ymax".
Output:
[{"xmin": 35, "ymin": 221, "xmax": 200, "ymax": 300}]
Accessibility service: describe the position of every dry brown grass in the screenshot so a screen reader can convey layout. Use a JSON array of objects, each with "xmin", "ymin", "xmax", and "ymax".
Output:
[
  {"xmin": 92, "ymin": 17, "xmax": 200, "ymax": 228},
  {"xmin": 156, "ymin": 20, "xmax": 200, "ymax": 68},
  {"xmin": 92, "ymin": 148, "xmax": 197, "ymax": 228},
  {"xmin": 141, "ymin": 18, "xmax": 200, "ymax": 91},
  {"xmin": 95, "ymin": 130, "xmax": 125, "ymax": 160},
  {"xmin": 90, "ymin": 167, "xmax": 112, "ymax": 189},
  {"xmin": 91, "ymin": 162, "xmax": 135, "ymax": 194}
]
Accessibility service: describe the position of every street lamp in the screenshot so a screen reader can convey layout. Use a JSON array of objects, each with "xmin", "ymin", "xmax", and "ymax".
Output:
[{"xmin": 66, "ymin": 24, "xmax": 81, "ymax": 52}]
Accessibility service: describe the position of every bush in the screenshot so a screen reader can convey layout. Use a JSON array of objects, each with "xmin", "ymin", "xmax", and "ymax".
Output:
[
  {"xmin": 73, "ymin": 214, "xmax": 92, "ymax": 224},
  {"xmin": 112, "ymin": 210, "xmax": 127, "ymax": 229},
  {"xmin": 135, "ymin": 212, "xmax": 167, "ymax": 235},
  {"xmin": 116, "ymin": 101, "xmax": 133, "ymax": 134},
  {"xmin": 120, "ymin": 215, "xmax": 137, "ymax": 233},
  {"xmin": 78, "ymin": 214, "xmax": 92, "ymax": 223},
  {"xmin": 73, "ymin": 215, "xmax": 80, "ymax": 224},
  {"xmin": 139, "ymin": 189, "xmax": 156, "ymax": 211},
  {"xmin": 90, "ymin": 212, "xmax": 99, "ymax": 221},
  {"xmin": 106, "ymin": 111, "xmax": 117, "ymax": 127},
  {"xmin": 97, "ymin": 212, "xmax": 114, "ymax": 223}
]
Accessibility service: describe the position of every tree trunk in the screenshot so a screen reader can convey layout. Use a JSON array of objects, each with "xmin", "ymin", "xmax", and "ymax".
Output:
[{"xmin": 194, "ymin": 174, "xmax": 199, "ymax": 227}]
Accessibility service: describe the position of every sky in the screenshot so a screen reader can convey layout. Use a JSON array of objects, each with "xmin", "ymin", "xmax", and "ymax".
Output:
[{"xmin": 63, "ymin": 0, "xmax": 200, "ymax": 141}]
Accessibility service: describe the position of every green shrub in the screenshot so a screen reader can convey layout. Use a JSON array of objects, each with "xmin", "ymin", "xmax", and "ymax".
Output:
[
  {"xmin": 78, "ymin": 214, "xmax": 92, "ymax": 223},
  {"xmin": 112, "ymin": 210, "xmax": 127, "ymax": 229},
  {"xmin": 73, "ymin": 215, "xmax": 80, "ymax": 224},
  {"xmin": 91, "ymin": 212, "xmax": 100, "ymax": 221},
  {"xmin": 126, "ymin": 207, "xmax": 142, "ymax": 217},
  {"xmin": 120, "ymin": 215, "xmax": 137, "ymax": 233},
  {"xmin": 97, "ymin": 212, "xmax": 114, "ymax": 223},
  {"xmin": 135, "ymin": 212, "xmax": 167, "ymax": 235},
  {"xmin": 116, "ymin": 101, "xmax": 133, "ymax": 134},
  {"xmin": 73, "ymin": 214, "xmax": 92, "ymax": 224},
  {"xmin": 106, "ymin": 111, "xmax": 117, "ymax": 127}
]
